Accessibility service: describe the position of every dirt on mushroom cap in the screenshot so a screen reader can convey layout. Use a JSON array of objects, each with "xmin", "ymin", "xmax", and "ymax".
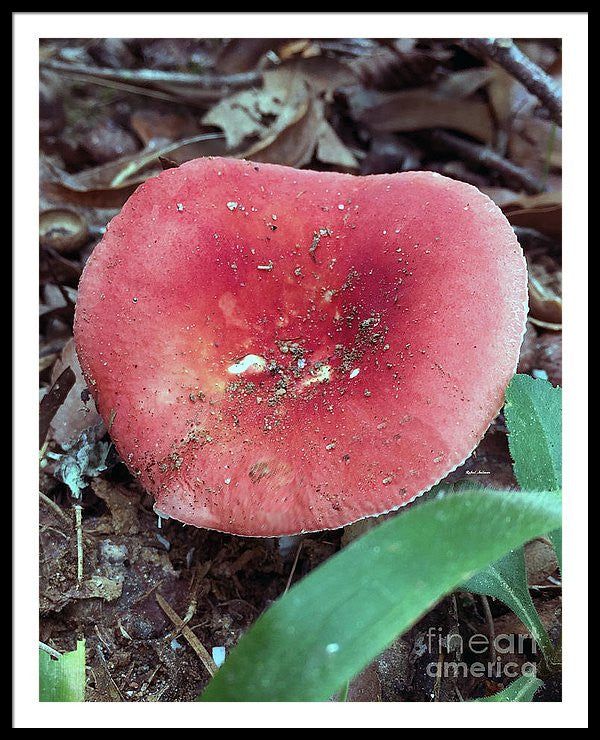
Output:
[{"xmin": 74, "ymin": 157, "xmax": 527, "ymax": 536}]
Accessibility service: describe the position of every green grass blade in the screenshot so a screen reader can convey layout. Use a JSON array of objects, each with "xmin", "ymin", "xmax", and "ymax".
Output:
[
  {"xmin": 474, "ymin": 674, "xmax": 543, "ymax": 702},
  {"xmin": 39, "ymin": 640, "xmax": 86, "ymax": 702},
  {"xmin": 200, "ymin": 489, "xmax": 561, "ymax": 702}
]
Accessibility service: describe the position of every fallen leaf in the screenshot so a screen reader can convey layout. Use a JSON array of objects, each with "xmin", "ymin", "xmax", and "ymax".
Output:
[
  {"xmin": 129, "ymin": 109, "xmax": 201, "ymax": 147},
  {"xmin": 39, "ymin": 366, "xmax": 76, "ymax": 448},
  {"xmin": 435, "ymin": 67, "xmax": 495, "ymax": 100},
  {"xmin": 509, "ymin": 117, "xmax": 562, "ymax": 172},
  {"xmin": 284, "ymin": 54, "xmax": 361, "ymax": 98},
  {"xmin": 525, "ymin": 539, "xmax": 559, "ymax": 586},
  {"xmin": 482, "ymin": 188, "xmax": 562, "ymax": 240},
  {"xmin": 527, "ymin": 255, "xmax": 562, "ymax": 326},
  {"xmin": 534, "ymin": 333, "xmax": 562, "ymax": 385},
  {"xmin": 240, "ymin": 93, "xmax": 316, "ymax": 167},
  {"xmin": 68, "ymin": 575, "xmax": 123, "ymax": 602},
  {"xmin": 494, "ymin": 596, "xmax": 561, "ymax": 638},
  {"xmin": 487, "ymin": 64, "xmax": 538, "ymax": 131},
  {"xmin": 315, "ymin": 120, "xmax": 359, "ymax": 170},
  {"xmin": 43, "ymin": 133, "xmax": 226, "ymax": 209},
  {"xmin": 217, "ymin": 38, "xmax": 279, "ymax": 72},
  {"xmin": 90, "ymin": 479, "xmax": 141, "ymax": 535},
  {"xmin": 278, "ymin": 39, "xmax": 320, "ymax": 61},
  {"xmin": 202, "ymin": 68, "xmax": 309, "ymax": 150},
  {"xmin": 48, "ymin": 338, "xmax": 104, "ymax": 449},
  {"xmin": 345, "ymin": 86, "xmax": 495, "ymax": 143}
]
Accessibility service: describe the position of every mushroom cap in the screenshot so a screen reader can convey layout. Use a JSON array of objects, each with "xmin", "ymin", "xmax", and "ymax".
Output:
[{"xmin": 74, "ymin": 157, "xmax": 527, "ymax": 536}]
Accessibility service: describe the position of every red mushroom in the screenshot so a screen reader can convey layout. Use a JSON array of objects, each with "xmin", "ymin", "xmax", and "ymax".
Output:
[{"xmin": 74, "ymin": 157, "xmax": 527, "ymax": 536}]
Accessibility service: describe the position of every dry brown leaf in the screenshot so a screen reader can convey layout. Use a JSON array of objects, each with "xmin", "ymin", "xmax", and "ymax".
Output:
[
  {"xmin": 315, "ymin": 120, "xmax": 359, "ymax": 170},
  {"xmin": 535, "ymin": 333, "xmax": 562, "ymax": 385},
  {"xmin": 48, "ymin": 338, "xmax": 104, "ymax": 449},
  {"xmin": 241, "ymin": 94, "xmax": 318, "ymax": 168},
  {"xmin": 216, "ymin": 38, "xmax": 279, "ymax": 73},
  {"xmin": 41, "ymin": 154, "xmax": 138, "ymax": 209},
  {"xmin": 494, "ymin": 597, "xmax": 561, "ymax": 638},
  {"xmin": 525, "ymin": 539, "xmax": 559, "ymax": 586},
  {"xmin": 487, "ymin": 64, "xmax": 538, "ymax": 130},
  {"xmin": 509, "ymin": 117, "xmax": 562, "ymax": 172},
  {"xmin": 278, "ymin": 39, "xmax": 317, "ymax": 61},
  {"xmin": 482, "ymin": 188, "xmax": 562, "ymax": 240},
  {"xmin": 284, "ymin": 56, "xmax": 358, "ymax": 99},
  {"xmin": 528, "ymin": 255, "xmax": 562, "ymax": 326},
  {"xmin": 43, "ymin": 133, "xmax": 226, "ymax": 209},
  {"xmin": 91, "ymin": 479, "xmax": 141, "ymax": 535},
  {"xmin": 435, "ymin": 67, "xmax": 495, "ymax": 100},
  {"xmin": 346, "ymin": 86, "xmax": 495, "ymax": 143},
  {"xmin": 69, "ymin": 575, "xmax": 123, "ymax": 602},
  {"xmin": 129, "ymin": 110, "xmax": 201, "ymax": 147},
  {"xmin": 202, "ymin": 68, "xmax": 309, "ymax": 150}
]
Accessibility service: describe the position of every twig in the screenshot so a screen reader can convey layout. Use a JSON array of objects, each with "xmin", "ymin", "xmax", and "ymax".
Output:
[
  {"xmin": 74, "ymin": 503, "xmax": 84, "ymax": 587},
  {"xmin": 156, "ymin": 593, "xmax": 218, "ymax": 677},
  {"xmin": 39, "ymin": 490, "xmax": 70, "ymax": 524},
  {"xmin": 39, "ymin": 491, "xmax": 94, "ymax": 546},
  {"xmin": 41, "ymin": 59, "xmax": 262, "ymax": 98},
  {"xmin": 95, "ymin": 644, "xmax": 124, "ymax": 701},
  {"xmin": 433, "ymin": 651, "xmax": 445, "ymax": 701},
  {"xmin": 108, "ymin": 132, "xmax": 223, "ymax": 188},
  {"xmin": 284, "ymin": 541, "xmax": 303, "ymax": 595},
  {"xmin": 429, "ymin": 129, "xmax": 546, "ymax": 193},
  {"xmin": 462, "ymin": 38, "xmax": 562, "ymax": 125},
  {"xmin": 45, "ymin": 71, "xmax": 190, "ymax": 104},
  {"xmin": 170, "ymin": 561, "xmax": 212, "ymax": 639},
  {"xmin": 39, "ymin": 641, "xmax": 62, "ymax": 660},
  {"xmin": 480, "ymin": 595, "xmax": 497, "ymax": 664}
]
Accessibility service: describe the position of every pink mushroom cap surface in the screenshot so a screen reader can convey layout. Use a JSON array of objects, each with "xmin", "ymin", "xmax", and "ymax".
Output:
[{"xmin": 74, "ymin": 157, "xmax": 528, "ymax": 536}]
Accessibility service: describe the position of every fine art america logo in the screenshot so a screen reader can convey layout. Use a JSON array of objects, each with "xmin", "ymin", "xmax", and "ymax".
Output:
[{"xmin": 423, "ymin": 627, "xmax": 537, "ymax": 679}]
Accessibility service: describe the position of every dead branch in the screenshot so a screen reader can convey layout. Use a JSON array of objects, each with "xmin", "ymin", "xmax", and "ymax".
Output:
[
  {"xmin": 462, "ymin": 38, "xmax": 562, "ymax": 126},
  {"xmin": 40, "ymin": 58, "xmax": 262, "ymax": 99},
  {"xmin": 429, "ymin": 129, "xmax": 546, "ymax": 194},
  {"xmin": 156, "ymin": 593, "xmax": 218, "ymax": 677}
]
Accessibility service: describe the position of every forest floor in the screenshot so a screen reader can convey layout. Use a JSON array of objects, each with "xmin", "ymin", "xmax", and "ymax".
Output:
[{"xmin": 39, "ymin": 37, "xmax": 562, "ymax": 702}]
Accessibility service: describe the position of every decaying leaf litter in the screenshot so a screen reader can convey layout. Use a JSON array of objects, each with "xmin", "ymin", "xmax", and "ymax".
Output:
[{"xmin": 39, "ymin": 37, "xmax": 562, "ymax": 702}]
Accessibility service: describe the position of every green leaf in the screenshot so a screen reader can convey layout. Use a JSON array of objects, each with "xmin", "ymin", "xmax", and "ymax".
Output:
[
  {"xmin": 504, "ymin": 374, "xmax": 562, "ymax": 491},
  {"xmin": 200, "ymin": 489, "xmax": 561, "ymax": 702},
  {"xmin": 505, "ymin": 374, "xmax": 562, "ymax": 570},
  {"xmin": 461, "ymin": 546, "xmax": 558, "ymax": 664},
  {"xmin": 39, "ymin": 640, "xmax": 86, "ymax": 702},
  {"xmin": 474, "ymin": 674, "xmax": 543, "ymax": 702}
]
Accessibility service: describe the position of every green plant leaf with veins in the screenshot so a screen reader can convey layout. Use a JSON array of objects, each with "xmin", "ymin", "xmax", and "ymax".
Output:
[
  {"xmin": 504, "ymin": 374, "xmax": 562, "ymax": 492},
  {"xmin": 461, "ymin": 545, "xmax": 559, "ymax": 664},
  {"xmin": 459, "ymin": 375, "xmax": 562, "ymax": 685},
  {"xmin": 505, "ymin": 374, "xmax": 562, "ymax": 570},
  {"xmin": 200, "ymin": 489, "xmax": 561, "ymax": 701}
]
